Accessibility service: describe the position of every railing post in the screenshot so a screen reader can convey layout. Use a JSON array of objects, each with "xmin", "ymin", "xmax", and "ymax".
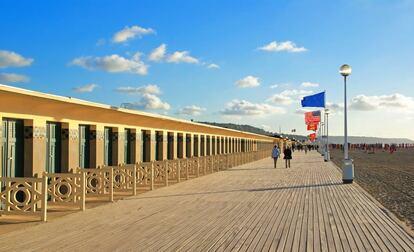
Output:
[
  {"xmin": 41, "ymin": 175, "xmax": 48, "ymax": 222},
  {"xmin": 133, "ymin": 165, "xmax": 137, "ymax": 196},
  {"xmin": 196, "ymin": 158, "xmax": 200, "ymax": 177},
  {"xmin": 81, "ymin": 171, "xmax": 86, "ymax": 210},
  {"xmin": 177, "ymin": 160, "xmax": 181, "ymax": 183},
  {"xmin": 165, "ymin": 161, "xmax": 169, "ymax": 186},
  {"xmin": 186, "ymin": 159, "xmax": 189, "ymax": 180},
  {"xmin": 109, "ymin": 168, "xmax": 114, "ymax": 202},
  {"xmin": 150, "ymin": 162, "xmax": 155, "ymax": 190}
]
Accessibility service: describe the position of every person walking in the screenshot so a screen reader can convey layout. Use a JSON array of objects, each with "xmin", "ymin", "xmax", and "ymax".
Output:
[
  {"xmin": 271, "ymin": 145, "xmax": 280, "ymax": 168},
  {"xmin": 284, "ymin": 146, "xmax": 292, "ymax": 168}
]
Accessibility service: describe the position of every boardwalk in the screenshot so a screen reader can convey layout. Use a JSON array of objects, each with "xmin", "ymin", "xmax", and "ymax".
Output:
[{"xmin": 0, "ymin": 152, "xmax": 413, "ymax": 251}]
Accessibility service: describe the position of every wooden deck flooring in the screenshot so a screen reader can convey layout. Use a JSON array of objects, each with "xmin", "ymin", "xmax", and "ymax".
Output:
[{"xmin": 0, "ymin": 151, "xmax": 413, "ymax": 251}]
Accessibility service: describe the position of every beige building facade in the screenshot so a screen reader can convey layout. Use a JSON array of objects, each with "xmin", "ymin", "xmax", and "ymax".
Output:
[{"xmin": 0, "ymin": 84, "xmax": 279, "ymax": 178}]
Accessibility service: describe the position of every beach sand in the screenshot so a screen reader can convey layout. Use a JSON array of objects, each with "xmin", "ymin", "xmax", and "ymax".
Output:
[{"xmin": 330, "ymin": 148, "xmax": 414, "ymax": 230}]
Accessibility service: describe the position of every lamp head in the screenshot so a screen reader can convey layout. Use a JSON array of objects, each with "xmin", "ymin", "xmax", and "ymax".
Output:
[{"xmin": 339, "ymin": 64, "xmax": 352, "ymax": 76}]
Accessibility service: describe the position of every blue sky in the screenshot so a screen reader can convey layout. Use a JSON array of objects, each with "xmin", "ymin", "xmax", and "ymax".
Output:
[{"xmin": 1, "ymin": 0, "xmax": 414, "ymax": 139}]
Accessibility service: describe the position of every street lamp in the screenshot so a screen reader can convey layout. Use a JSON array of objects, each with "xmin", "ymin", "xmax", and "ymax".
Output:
[
  {"xmin": 324, "ymin": 109, "xmax": 330, "ymax": 161},
  {"xmin": 340, "ymin": 64, "xmax": 354, "ymax": 184}
]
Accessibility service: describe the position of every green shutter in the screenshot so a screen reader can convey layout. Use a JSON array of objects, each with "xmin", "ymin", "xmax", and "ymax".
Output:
[
  {"xmin": 79, "ymin": 125, "xmax": 90, "ymax": 168},
  {"xmin": 46, "ymin": 122, "xmax": 61, "ymax": 173},
  {"xmin": 104, "ymin": 127, "xmax": 112, "ymax": 166},
  {"xmin": 124, "ymin": 129, "xmax": 131, "ymax": 164},
  {"xmin": 1, "ymin": 119, "xmax": 24, "ymax": 177}
]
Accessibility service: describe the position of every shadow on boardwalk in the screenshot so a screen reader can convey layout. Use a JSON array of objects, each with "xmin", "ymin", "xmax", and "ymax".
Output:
[{"xmin": 125, "ymin": 181, "xmax": 344, "ymax": 200}]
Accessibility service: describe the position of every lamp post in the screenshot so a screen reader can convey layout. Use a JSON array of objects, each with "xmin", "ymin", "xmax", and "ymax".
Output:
[
  {"xmin": 324, "ymin": 109, "xmax": 330, "ymax": 161},
  {"xmin": 320, "ymin": 121, "xmax": 325, "ymax": 156},
  {"xmin": 340, "ymin": 64, "xmax": 354, "ymax": 183}
]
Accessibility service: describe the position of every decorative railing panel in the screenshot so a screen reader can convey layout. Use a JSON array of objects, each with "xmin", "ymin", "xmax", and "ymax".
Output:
[
  {"xmin": 111, "ymin": 165, "xmax": 137, "ymax": 196},
  {"xmin": 212, "ymin": 156, "xmax": 220, "ymax": 172},
  {"xmin": 78, "ymin": 168, "xmax": 114, "ymax": 202},
  {"xmin": 167, "ymin": 160, "xmax": 179, "ymax": 182},
  {"xmin": 179, "ymin": 159, "xmax": 189, "ymax": 180},
  {"xmin": 188, "ymin": 157, "xmax": 199, "ymax": 177},
  {"xmin": 153, "ymin": 161, "xmax": 168, "ymax": 186},
  {"xmin": 45, "ymin": 172, "xmax": 85, "ymax": 210},
  {"xmin": 136, "ymin": 162, "xmax": 153, "ymax": 190},
  {"xmin": 205, "ymin": 156, "xmax": 213, "ymax": 174},
  {"xmin": 0, "ymin": 176, "xmax": 47, "ymax": 221},
  {"xmin": 198, "ymin": 157, "xmax": 206, "ymax": 176}
]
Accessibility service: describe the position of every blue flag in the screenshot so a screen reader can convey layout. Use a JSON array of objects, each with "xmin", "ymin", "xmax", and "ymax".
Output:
[{"xmin": 301, "ymin": 92, "xmax": 325, "ymax": 108}]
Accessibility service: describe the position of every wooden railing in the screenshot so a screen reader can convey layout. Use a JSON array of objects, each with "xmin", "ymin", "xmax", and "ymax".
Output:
[{"xmin": 0, "ymin": 149, "xmax": 271, "ymax": 222}]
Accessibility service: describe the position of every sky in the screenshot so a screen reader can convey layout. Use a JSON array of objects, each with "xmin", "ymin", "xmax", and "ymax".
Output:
[{"xmin": 1, "ymin": 0, "xmax": 414, "ymax": 140}]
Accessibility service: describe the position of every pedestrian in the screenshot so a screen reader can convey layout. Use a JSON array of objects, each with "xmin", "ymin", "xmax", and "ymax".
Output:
[
  {"xmin": 271, "ymin": 145, "xmax": 280, "ymax": 168},
  {"xmin": 304, "ymin": 145, "xmax": 308, "ymax": 154},
  {"xmin": 284, "ymin": 146, "xmax": 292, "ymax": 168}
]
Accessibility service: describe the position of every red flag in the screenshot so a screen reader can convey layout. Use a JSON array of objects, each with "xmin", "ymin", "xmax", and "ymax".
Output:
[
  {"xmin": 307, "ymin": 122, "xmax": 318, "ymax": 131},
  {"xmin": 305, "ymin": 111, "xmax": 321, "ymax": 124}
]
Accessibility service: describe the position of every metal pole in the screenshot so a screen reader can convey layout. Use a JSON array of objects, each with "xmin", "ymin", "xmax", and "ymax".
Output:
[
  {"xmin": 342, "ymin": 75, "xmax": 354, "ymax": 183},
  {"xmin": 344, "ymin": 76, "xmax": 348, "ymax": 160},
  {"xmin": 324, "ymin": 110, "xmax": 330, "ymax": 161},
  {"xmin": 321, "ymin": 121, "xmax": 324, "ymax": 156},
  {"xmin": 326, "ymin": 111, "xmax": 329, "ymax": 154}
]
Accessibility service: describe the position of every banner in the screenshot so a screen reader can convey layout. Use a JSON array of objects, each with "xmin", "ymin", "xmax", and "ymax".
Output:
[
  {"xmin": 309, "ymin": 133, "xmax": 316, "ymax": 141},
  {"xmin": 305, "ymin": 110, "xmax": 321, "ymax": 124},
  {"xmin": 307, "ymin": 122, "xmax": 318, "ymax": 131},
  {"xmin": 301, "ymin": 91, "xmax": 325, "ymax": 108}
]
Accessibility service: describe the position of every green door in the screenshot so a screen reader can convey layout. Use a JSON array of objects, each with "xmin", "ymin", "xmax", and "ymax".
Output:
[
  {"xmin": 1, "ymin": 119, "xmax": 24, "ymax": 177},
  {"xmin": 104, "ymin": 127, "xmax": 112, "ymax": 166},
  {"xmin": 46, "ymin": 122, "xmax": 61, "ymax": 173},
  {"xmin": 79, "ymin": 125, "xmax": 90, "ymax": 168}
]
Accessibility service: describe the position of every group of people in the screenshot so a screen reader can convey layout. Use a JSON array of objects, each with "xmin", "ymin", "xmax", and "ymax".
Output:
[
  {"xmin": 271, "ymin": 145, "xmax": 292, "ymax": 168},
  {"xmin": 271, "ymin": 144, "xmax": 318, "ymax": 168}
]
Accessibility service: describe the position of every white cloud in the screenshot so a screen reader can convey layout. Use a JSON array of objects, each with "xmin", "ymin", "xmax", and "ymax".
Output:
[
  {"xmin": 0, "ymin": 50, "xmax": 33, "ymax": 68},
  {"xmin": 236, "ymin": 75, "xmax": 260, "ymax": 88},
  {"xmin": 221, "ymin": 99, "xmax": 285, "ymax": 116},
  {"xmin": 207, "ymin": 63, "xmax": 220, "ymax": 69},
  {"xmin": 268, "ymin": 89, "xmax": 313, "ymax": 105},
  {"xmin": 257, "ymin": 41, "xmax": 307, "ymax": 53},
  {"xmin": 73, "ymin": 83, "xmax": 98, "ymax": 93},
  {"xmin": 268, "ymin": 94, "xmax": 292, "ymax": 105},
  {"xmin": 261, "ymin": 125, "xmax": 272, "ymax": 131},
  {"xmin": 350, "ymin": 94, "xmax": 414, "ymax": 113},
  {"xmin": 71, "ymin": 53, "xmax": 148, "ymax": 75},
  {"xmin": 112, "ymin": 25, "xmax": 155, "ymax": 43},
  {"xmin": 326, "ymin": 102, "xmax": 344, "ymax": 114},
  {"xmin": 115, "ymin": 84, "xmax": 160, "ymax": 95},
  {"xmin": 118, "ymin": 84, "xmax": 169, "ymax": 111},
  {"xmin": 166, "ymin": 51, "xmax": 199, "ymax": 64},
  {"xmin": 137, "ymin": 94, "xmax": 171, "ymax": 110},
  {"xmin": 269, "ymin": 84, "xmax": 279, "ymax": 89},
  {"xmin": 149, "ymin": 44, "xmax": 167, "ymax": 62},
  {"xmin": 176, "ymin": 105, "xmax": 206, "ymax": 116},
  {"xmin": 301, "ymin": 82, "xmax": 319, "ymax": 88},
  {"xmin": 0, "ymin": 73, "xmax": 29, "ymax": 83}
]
